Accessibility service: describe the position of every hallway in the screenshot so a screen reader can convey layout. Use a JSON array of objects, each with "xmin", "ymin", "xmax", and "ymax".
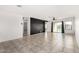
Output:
[{"xmin": 0, "ymin": 32, "xmax": 78, "ymax": 53}]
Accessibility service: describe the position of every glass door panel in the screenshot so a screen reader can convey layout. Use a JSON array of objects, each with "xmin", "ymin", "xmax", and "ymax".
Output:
[{"xmin": 53, "ymin": 22, "xmax": 62, "ymax": 33}]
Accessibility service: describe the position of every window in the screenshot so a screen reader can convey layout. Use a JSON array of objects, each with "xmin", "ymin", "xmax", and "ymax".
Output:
[{"xmin": 64, "ymin": 21, "xmax": 72, "ymax": 30}]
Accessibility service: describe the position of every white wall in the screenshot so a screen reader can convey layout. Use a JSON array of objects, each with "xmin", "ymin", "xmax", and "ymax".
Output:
[
  {"xmin": 0, "ymin": 11, "xmax": 23, "ymax": 42},
  {"xmin": 75, "ymin": 17, "xmax": 79, "ymax": 47}
]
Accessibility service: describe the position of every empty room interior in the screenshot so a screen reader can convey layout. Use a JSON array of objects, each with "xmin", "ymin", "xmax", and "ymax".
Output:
[{"xmin": 0, "ymin": 5, "xmax": 79, "ymax": 53}]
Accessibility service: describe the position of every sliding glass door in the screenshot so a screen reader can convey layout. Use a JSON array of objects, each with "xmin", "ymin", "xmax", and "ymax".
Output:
[{"xmin": 53, "ymin": 22, "xmax": 62, "ymax": 33}]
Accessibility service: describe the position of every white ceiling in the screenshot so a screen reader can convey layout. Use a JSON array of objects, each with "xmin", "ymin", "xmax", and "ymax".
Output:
[{"xmin": 0, "ymin": 5, "xmax": 79, "ymax": 19}]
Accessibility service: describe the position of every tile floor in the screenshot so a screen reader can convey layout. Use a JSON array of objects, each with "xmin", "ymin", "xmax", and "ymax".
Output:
[{"xmin": 0, "ymin": 32, "xmax": 79, "ymax": 53}]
